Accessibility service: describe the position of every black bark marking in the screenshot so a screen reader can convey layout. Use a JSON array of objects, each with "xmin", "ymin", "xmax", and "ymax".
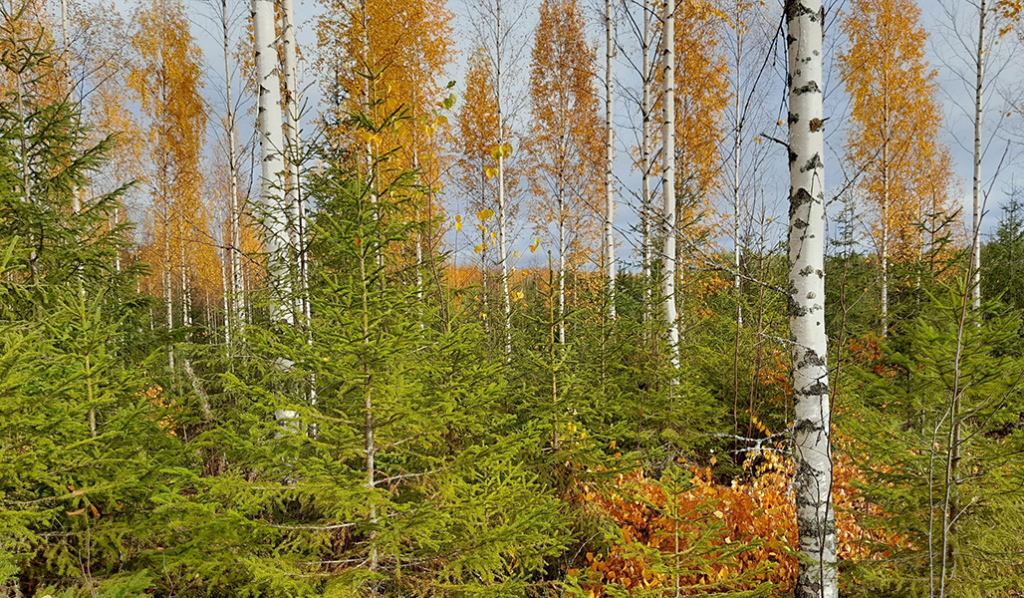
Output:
[
  {"xmin": 785, "ymin": 0, "xmax": 815, "ymax": 20},
  {"xmin": 802, "ymin": 153, "xmax": 823, "ymax": 173},
  {"xmin": 793, "ymin": 81, "xmax": 821, "ymax": 95}
]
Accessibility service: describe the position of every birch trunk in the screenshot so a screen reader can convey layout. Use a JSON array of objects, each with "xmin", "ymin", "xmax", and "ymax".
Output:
[
  {"xmin": 252, "ymin": 0, "xmax": 297, "ymax": 429},
  {"xmin": 164, "ymin": 221, "xmax": 174, "ymax": 370},
  {"xmin": 640, "ymin": 0, "xmax": 652, "ymax": 321},
  {"xmin": 280, "ymin": 0, "xmax": 308, "ymax": 324},
  {"xmin": 251, "ymin": 0, "xmax": 292, "ymax": 325},
  {"xmin": 495, "ymin": 0, "xmax": 512, "ymax": 360},
  {"xmin": 558, "ymin": 182, "xmax": 566, "ymax": 346},
  {"xmin": 603, "ymin": 0, "xmax": 616, "ymax": 319},
  {"xmin": 785, "ymin": 2, "xmax": 837, "ymax": 596},
  {"xmin": 661, "ymin": 0, "xmax": 680, "ymax": 370},
  {"xmin": 222, "ymin": 0, "xmax": 245, "ymax": 339},
  {"xmin": 221, "ymin": 254, "xmax": 230, "ymax": 346},
  {"xmin": 60, "ymin": 0, "xmax": 82, "ymax": 216},
  {"xmin": 971, "ymin": 0, "xmax": 986, "ymax": 310},
  {"xmin": 881, "ymin": 104, "xmax": 889, "ymax": 336},
  {"xmin": 732, "ymin": 5, "xmax": 742, "ymax": 327}
]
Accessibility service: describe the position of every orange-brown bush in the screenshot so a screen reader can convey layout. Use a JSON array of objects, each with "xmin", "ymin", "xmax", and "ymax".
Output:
[{"xmin": 576, "ymin": 440, "xmax": 903, "ymax": 596}]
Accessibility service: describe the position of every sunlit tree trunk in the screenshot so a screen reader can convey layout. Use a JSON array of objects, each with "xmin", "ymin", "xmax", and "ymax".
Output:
[
  {"xmin": 731, "ymin": 1, "xmax": 742, "ymax": 327},
  {"xmin": 971, "ymin": 0, "xmax": 987, "ymax": 310},
  {"xmin": 495, "ymin": 0, "xmax": 512, "ymax": 360},
  {"xmin": 661, "ymin": 0, "xmax": 680, "ymax": 370},
  {"xmin": 59, "ymin": 0, "xmax": 81, "ymax": 215},
  {"xmin": 280, "ymin": 0, "xmax": 308, "ymax": 325},
  {"xmin": 221, "ymin": 0, "xmax": 245, "ymax": 339},
  {"xmin": 786, "ymin": 1, "xmax": 837, "ymax": 596},
  {"xmin": 164, "ymin": 218, "xmax": 174, "ymax": 369},
  {"xmin": 603, "ymin": 0, "xmax": 615, "ymax": 319},
  {"xmin": 252, "ymin": 0, "xmax": 297, "ymax": 430},
  {"xmin": 558, "ymin": 177, "xmax": 566, "ymax": 345},
  {"xmin": 251, "ymin": 0, "xmax": 291, "ymax": 325},
  {"xmin": 881, "ymin": 92, "xmax": 890, "ymax": 336},
  {"xmin": 640, "ymin": 0, "xmax": 652, "ymax": 321}
]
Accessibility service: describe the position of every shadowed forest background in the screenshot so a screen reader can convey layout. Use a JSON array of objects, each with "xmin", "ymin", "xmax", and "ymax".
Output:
[{"xmin": 3, "ymin": 0, "xmax": 1024, "ymax": 596}]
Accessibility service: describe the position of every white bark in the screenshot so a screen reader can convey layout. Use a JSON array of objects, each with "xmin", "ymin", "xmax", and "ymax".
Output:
[
  {"xmin": 252, "ymin": 0, "xmax": 297, "ymax": 429},
  {"xmin": 661, "ymin": 0, "xmax": 680, "ymax": 369},
  {"xmin": 164, "ymin": 219, "xmax": 174, "ymax": 370},
  {"xmin": 786, "ymin": 2, "xmax": 837, "ymax": 597},
  {"xmin": 640, "ymin": 0, "xmax": 652, "ymax": 320},
  {"xmin": 221, "ymin": 253, "xmax": 230, "ymax": 346},
  {"xmin": 558, "ymin": 183, "xmax": 566, "ymax": 346},
  {"xmin": 971, "ymin": 0, "xmax": 986, "ymax": 310},
  {"xmin": 251, "ymin": 0, "xmax": 292, "ymax": 325},
  {"xmin": 881, "ymin": 102, "xmax": 889, "ymax": 336},
  {"xmin": 603, "ymin": 0, "xmax": 615, "ymax": 319},
  {"xmin": 280, "ymin": 0, "xmax": 308, "ymax": 325},
  {"xmin": 495, "ymin": 0, "xmax": 512, "ymax": 360},
  {"xmin": 732, "ymin": 3, "xmax": 742, "ymax": 327},
  {"xmin": 222, "ymin": 0, "xmax": 245, "ymax": 339},
  {"xmin": 60, "ymin": 0, "xmax": 82, "ymax": 217}
]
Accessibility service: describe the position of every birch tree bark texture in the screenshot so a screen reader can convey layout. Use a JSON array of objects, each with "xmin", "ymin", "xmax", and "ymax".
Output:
[
  {"xmin": 785, "ymin": 1, "xmax": 837, "ymax": 597},
  {"xmin": 252, "ymin": 0, "xmax": 298, "ymax": 428},
  {"xmin": 603, "ymin": 0, "xmax": 616, "ymax": 319},
  {"xmin": 251, "ymin": 0, "xmax": 293, "ymax": 325},
  {"xmin": 661, "ymin": 0, "xmax": 680, "ymax": 370}
]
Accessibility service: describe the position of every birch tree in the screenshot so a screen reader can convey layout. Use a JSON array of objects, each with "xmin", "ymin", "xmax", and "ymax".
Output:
[
  {"xmin": 130, "ymin": 0, "xmax": 217, "ymax": 342},
  {"xmin": 455, "ymin": 47, "xmax": 524, "ymax": 342},
  {"xmin": 785, "ymin": 1, "xmax": 837, "ymax": 596},
  {"xmin": 620, "ymin": 0, "xmax": 659, "ymax": 319},
  {"xmin": 971, "ymin": 0, "xmax": 987, "ymax": 311},
  {"xmin": 639, "ymin": 0, "xmax": 654, "ymax": 317},
  {"xmin": 280, "ymin": 0, "xmax": 308, "ymax": 325},
  {"xmin": 661, "ymin": 0, "xmax": 679, "ymax": 368},
  {"xmin": 839, "ymin": 0, "xmax": 954, "ymax": 336},
  {"xmin": 603, "ymin": 0, "xmax": 615, "ymax": 319},
  {"xmin": 657, "ymin": 0, "xmax": 728, "ymax": 353},
  {"xmin": 528, "ymin": 0, "xmax": 602, "ymax": 345},
  {"xmin": 251, "ymin": 0, "xmax": 292, "ymax": 324},
  {"xmin": 464, "ymin": 0, "xmax": 530, "ymax": 359}
]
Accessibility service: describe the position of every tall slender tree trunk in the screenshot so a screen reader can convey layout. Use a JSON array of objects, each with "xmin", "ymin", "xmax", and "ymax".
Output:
[
  {"xmin": 881, "ymin": 111, "xmax": 890, "ymax": 337},
  {"xmin": 251, "ymin": 0, "xmax": 291, "ymax": 324},
  {"xmin": 280, "ymin": 0, "xmax": 308, "ymax": 325},
  {"xmin": 971, "ymin": 0, "xmax": 987, "ymax": 310},
  {"xmin": 732, "ymin": 4, "xmax": 742, "ymax": 327},
  {"xmin": 558, "ymin": 181, "xmax": 566, "ymax": 346},
  {"xmin": 495, "ymin": 0, "xmax": 512, "ymax": 361},
  {"xmin": 786, "ymin": 2, "xmax": 837, "ymax": 597},
  {"xmin": 358, "ymin": 242, "xmax": 378, "ymax": 584},
  {"xmin": 603, "ymin": 0, "xmax": 616, "ymax": 319},
  {"xmin": 879, "ymin": 84, "xmax": 891, "ymax": 336},
  {"xmin": 661, "ymin": 0, "xmax": 680, "ymax": 370},
  {"xmin": 59, "ymin": 0, "xmax": 82, "ymax": 216},
  {"xmin": 640, "ymin": 0, "xmax": 652, "ymax": 321},
  {"xmin": 221, "ymin": 254, "xmax": 231, "ymax": 345},
  {"xmin": 252, "ymin": 0, "xmax": 298, "ymax": 428},
  {"xmin": 222, "ymin": 0, "xmax": 245, "ymax": 340},
  {"xmin": 164, "ymin": 220, "xmax": 174, "ymax": 370}
]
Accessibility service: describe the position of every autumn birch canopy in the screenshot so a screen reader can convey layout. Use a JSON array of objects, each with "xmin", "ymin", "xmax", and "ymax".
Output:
[
  {"xmin": 839, "ymin": 0, "xmax": 953, "ymax": 334},
  {"xmin": 528, "ymin": 0, "xmax": 602, "ymax": 343},
  {"xmin": 130, "ymin": 0, "xmax": 219, "ymax": 328},
  {"xmin": 316, "ymin": 0, "xmax": 453, "ymax": 170}
]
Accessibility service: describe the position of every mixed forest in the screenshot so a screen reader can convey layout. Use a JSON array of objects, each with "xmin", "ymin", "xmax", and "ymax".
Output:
[{"xmin": 4, "ymin": 0, "xmax": 1024, "ymax": 596}]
